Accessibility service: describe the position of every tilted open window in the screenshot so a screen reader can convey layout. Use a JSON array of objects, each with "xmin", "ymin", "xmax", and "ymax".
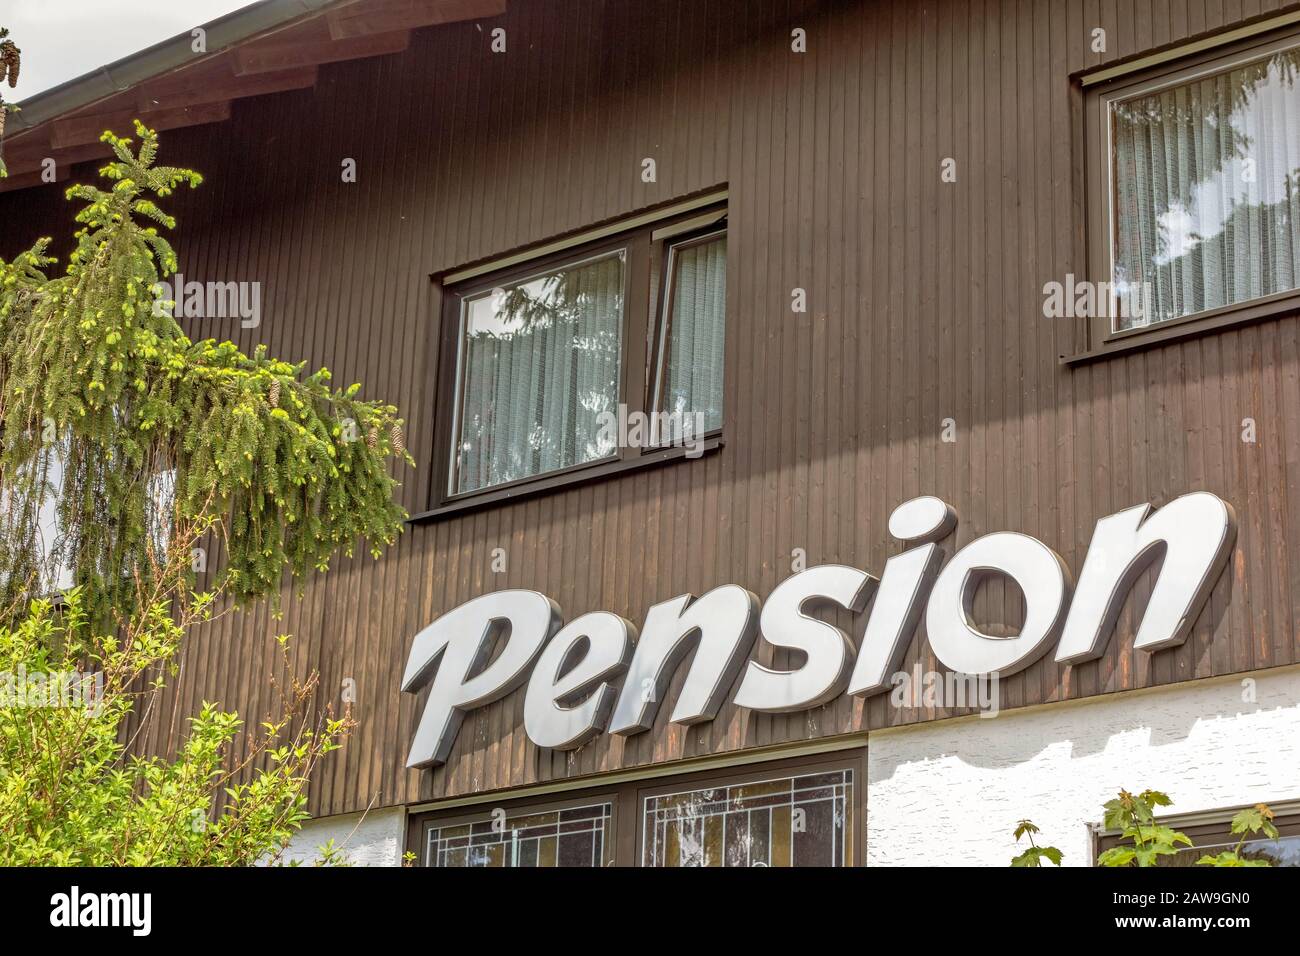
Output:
[{"xmin": 425, "ymin": 195, "xmax": 727, "ymax": 518}]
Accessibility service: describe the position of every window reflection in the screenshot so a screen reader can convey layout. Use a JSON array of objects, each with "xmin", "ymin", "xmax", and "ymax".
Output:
[
  {"xmin": 642, "ymin": 769, "xmax": 853, "ymax": 867},
  {"xmin": 454, "ymin": 251, "xmax": 624, "ymax": 494},
  {"xmin": 1112, "ymin": 47, "xmax": 1300, "ymax": 328},
  {"xmin": 425, "ymin": 803, "xmax": 611, "ymax": 867}
]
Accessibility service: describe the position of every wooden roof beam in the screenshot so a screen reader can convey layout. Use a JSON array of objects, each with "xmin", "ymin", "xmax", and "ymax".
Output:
[
  {"xmin": 137, "ymin": 63, "xmax": 318, "ymax": 112},
  {"xmin": 325, "ymin": 0, "xmax": 506, "ymax": 40},
  {"xmin": 0, "ymin": 141, "xmax": 117, "ymax": 193},
  {"xmin": 51, "ymin": 101, "xmax": 233, "ymax": 150},
  {"xmin": 233, "ymin": 27, "xmax": 411, "ymax": 76}
]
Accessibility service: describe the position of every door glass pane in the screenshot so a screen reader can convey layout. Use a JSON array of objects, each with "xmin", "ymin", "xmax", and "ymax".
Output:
[
  {"xmin": 453, "ymin": 251, "xmax": 624, "ymax": 494},
  {"xmin": 426, "ymin": 803, "xmax": 611, "ymax": 867},
  {"xmin": 655, "ymin": 233, "xmax": 726, "ymax": 441},
  {"xmin": 1111, "ymin": 45, "xmax": 1300, "ymax": 329},
  {"xmin": 642, "ymin": 769, "xmax": 853, "ymax": 867}
]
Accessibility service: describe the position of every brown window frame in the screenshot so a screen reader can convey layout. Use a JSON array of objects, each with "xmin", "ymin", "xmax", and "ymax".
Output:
[
  {"xmin": 1072, "ymin": 23, "xmax": 1300, "ymax": 363},
  {"xmin": 411, "ymin": 790, "xmax": 621, "ymax": 868},
  {"xmin": 635, "ymin": 755, "xmax": 862, "ymax": 868},
  {"xmin": 416, "ymin": 202, "xmax": 728, "ymax": 522},
  {"xmin": 406, "ymin": 749, "xmax": 867, "ymax": 868},
  {"xmin": 1093, "ymin": 800, "xmax": 1300, "ymax": 866}
]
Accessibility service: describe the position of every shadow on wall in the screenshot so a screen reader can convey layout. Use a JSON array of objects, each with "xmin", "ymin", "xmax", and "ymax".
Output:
[{"xmin": 867, "ymin": 666, "xmax": 1300, "ymax": 783}]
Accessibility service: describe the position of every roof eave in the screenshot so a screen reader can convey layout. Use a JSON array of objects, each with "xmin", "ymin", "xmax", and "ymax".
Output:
[{"xmin": 9, "ymin": 0, "xmax": 339, "ymax": 134}]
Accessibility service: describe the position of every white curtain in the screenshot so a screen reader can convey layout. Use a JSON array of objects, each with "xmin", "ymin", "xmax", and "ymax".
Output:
[
  {"xmin": 456, "ymin": 254, "xmax": 623, "ymax": 494},
  {"xmin": 1113, "ymin": 49, "xmax": 1300, "ymax": 328},
  {"xmin": 0, "ymin": 440, "xmax": 74, "ymax": 595},
  {"xmin": 659, "ymin": 234, "xmax": 726, "ymax": 436}
]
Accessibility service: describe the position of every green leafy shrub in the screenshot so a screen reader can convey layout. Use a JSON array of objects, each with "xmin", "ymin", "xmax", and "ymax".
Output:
[
  {"xmin": 1012, "ymin": 789, "xmax": 1279, "ymax": 867},
  {"xmin": 0, "ymin": 584, "xmax": 350, "ymax": 865},
  {"xmin": 1011, "ymin": 819, "xmax": 1062, "ymax": 867}
]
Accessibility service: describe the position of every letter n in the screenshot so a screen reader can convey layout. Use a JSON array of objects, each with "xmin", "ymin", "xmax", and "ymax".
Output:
[
  {"xmin": 1055, "ymin": 492, "xmax": 1236, "ymax": 664},
  {"xmin": 607, "ymin": 586, "xmax": 760, "ymax": 734}
]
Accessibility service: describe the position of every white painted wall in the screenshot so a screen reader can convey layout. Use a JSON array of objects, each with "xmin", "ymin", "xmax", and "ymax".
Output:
[
  {"xmin": 866, "ymin": 666, "xmax": 1300, "ymax": 866},
  {"xmin": 279, "ymin": 805, "xmax": 406, "ymax": 867}
]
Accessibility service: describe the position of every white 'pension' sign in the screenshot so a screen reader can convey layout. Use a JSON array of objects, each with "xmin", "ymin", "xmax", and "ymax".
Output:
[{"xmin": 400, "ymin": 492, "xmax": 1235, "ymax": 768}]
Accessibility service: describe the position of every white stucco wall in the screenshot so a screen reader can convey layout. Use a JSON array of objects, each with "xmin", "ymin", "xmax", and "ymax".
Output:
[
  {"xmin": 279, "ymin": 805, "xmax": 406, "ymax": 867},
  {"xmin": 866, "ymin": 665, "xmax": 1300, "ymax": 866}
]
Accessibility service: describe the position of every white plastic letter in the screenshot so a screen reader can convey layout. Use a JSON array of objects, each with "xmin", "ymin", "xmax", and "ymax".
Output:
[
  {"xmin": 608, "ymin": 585, "xmax": 760, "ymax": 734},
  {"xmin": 524, "ymin": 612, "xmax": 634, "ymax": 750},
  {"xmin": 850, "ymin": 497, "xmax": 957, "ymax": 696},
  {"xmin": 1055, "ymin": 492, "xmax": 1236, "ymax": 664},
  {"xmin": 926, "ymin": 533, "xmax": 1072, "ymax": 676},
  {"xmin": 402, "ymin": 590, "xmax": 561, "ymax": 768},
  {"xmin": 735, "ymin": 565, "xmax": 875, "ymax": 712}
]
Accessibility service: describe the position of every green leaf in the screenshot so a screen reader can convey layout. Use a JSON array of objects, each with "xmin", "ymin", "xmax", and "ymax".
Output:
[
  {"xmin": 1014, "ymin": 819, "xmax": 1040, "ymax": 841},
  {"xmin": 1098, "ymin": 847, "xmax": 1137, "ymax": 867}
]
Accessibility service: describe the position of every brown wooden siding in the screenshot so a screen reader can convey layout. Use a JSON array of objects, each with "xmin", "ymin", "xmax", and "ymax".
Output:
[{"xmin": 3, "ymin": 0, "xmax": 1299, "ymax": 816}]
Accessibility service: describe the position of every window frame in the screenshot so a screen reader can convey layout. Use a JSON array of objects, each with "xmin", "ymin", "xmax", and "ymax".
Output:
[
  {"xmin": 406, "ymin": 749, "xmax": 867, "ymax": 867},
  {"xmin": 422, "ymin": 202, "xmax": 727, "ymax": 520},
  {"xmin": 649, "ymin": 225, "xmax": 729, "ymax": 448},
  {"xmin": 635, "ymin": 756, "xmax": 861, "ymax": 868},
  {"xmin": 443, "ymin": 244, "xmax": 635, "ymax": 501},
  {"xmin": 1078, "ymin": 24, "xmax": 1300, "ymax": 360},
  {"xmin": 410, "ymin": 791, "xmax": 621, "ymax": 868}
]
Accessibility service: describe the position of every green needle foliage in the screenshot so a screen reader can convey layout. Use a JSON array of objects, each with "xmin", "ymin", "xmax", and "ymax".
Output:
[
  {"xmin": 0, "ymin": 121, "xmax": 413, "ymax": 629},
  {"xmin": 0, "ymin": 122, "xmax": 409, "ymax": 864}
]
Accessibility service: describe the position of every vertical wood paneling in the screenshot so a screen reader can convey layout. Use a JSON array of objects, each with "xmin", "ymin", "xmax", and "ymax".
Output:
[{"xmin": 3, "ymin": 0, "xmax": 1300, "ymax": 813}]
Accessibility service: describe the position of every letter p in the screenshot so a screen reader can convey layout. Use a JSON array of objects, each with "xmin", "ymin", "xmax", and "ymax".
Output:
[{"xmin": 402, "ymin": 590, "xmax": 562, "ymax": 768}]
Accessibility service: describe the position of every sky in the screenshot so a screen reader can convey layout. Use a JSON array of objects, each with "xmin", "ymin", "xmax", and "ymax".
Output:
[{"xmin": 2, "ymin": 0, "xmax": 256, "ymax": 101}]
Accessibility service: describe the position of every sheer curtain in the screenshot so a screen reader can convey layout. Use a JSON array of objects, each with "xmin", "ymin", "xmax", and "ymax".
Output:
[
  {"xmin": 455, "ymin": 253, "xmax": 623, "ymax": 494},
  {"xmin": 657, "ymin": 234, "xmax": 726, "ymax": 438},
  {"xmin": 0, "ymin": 440, "xmax": 74, "ymax": 595},
  {"xmin": 1112, "ymin": 49, "xmax": 1300, "ymax": 329}
]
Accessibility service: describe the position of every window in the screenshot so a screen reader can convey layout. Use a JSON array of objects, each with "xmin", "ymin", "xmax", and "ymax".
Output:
[
  {"xmin": 453, "ymin": 251, "xmax": 626, "ymax": 495},
  {"xmin": 641, "ymin": 768, "xmax": 854, "ymax": 867},
  {"xmin": 408, "ymin": 751, "xmax": 864, "ymax": 866},
  {"xmin": 421, "ymin": 801, "xmax": 613, "ymax": 868},
  {"xmin": 1085, "ymin": 29, "xmax": 1300, "ymax": 349},
  {"xmin": 430, "ymin": 198, "xmax": 727, "ymax": 514},
  {"xmin": 0, "ymin": 438, "xmax": 74, "ymax": 597},
  {"xmin": 652, "ymin": 230, "xmax": 727, "ymax": 442},
  {"xmin": 0, "ymin": 433, "xmax": 177, "ymax": 599},
  {"xmin": 1095, "ymin": 803, "xmax": 1300, "ymax": 866}
]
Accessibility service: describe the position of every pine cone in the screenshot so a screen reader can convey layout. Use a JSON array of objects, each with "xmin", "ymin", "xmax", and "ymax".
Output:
[
  {"xmin": 390, "ymin": 423, "xmax": 405, "ymax": 456},
  {"xmin": 366, "ymin": 426, "xmax": 379, "ymax": 451},
  {"xmin": 268, "ymin": 379, "xmax": 280, "ymax": 407},
  {"xmin": 0, "ymin": 41, "xmax": 19, "ymax": 89}
]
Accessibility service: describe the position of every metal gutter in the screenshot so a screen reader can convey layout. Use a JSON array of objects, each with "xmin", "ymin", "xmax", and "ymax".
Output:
[{"xmin": 8, "ymin": 0, "xmax": 343, "ymax": 135}]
